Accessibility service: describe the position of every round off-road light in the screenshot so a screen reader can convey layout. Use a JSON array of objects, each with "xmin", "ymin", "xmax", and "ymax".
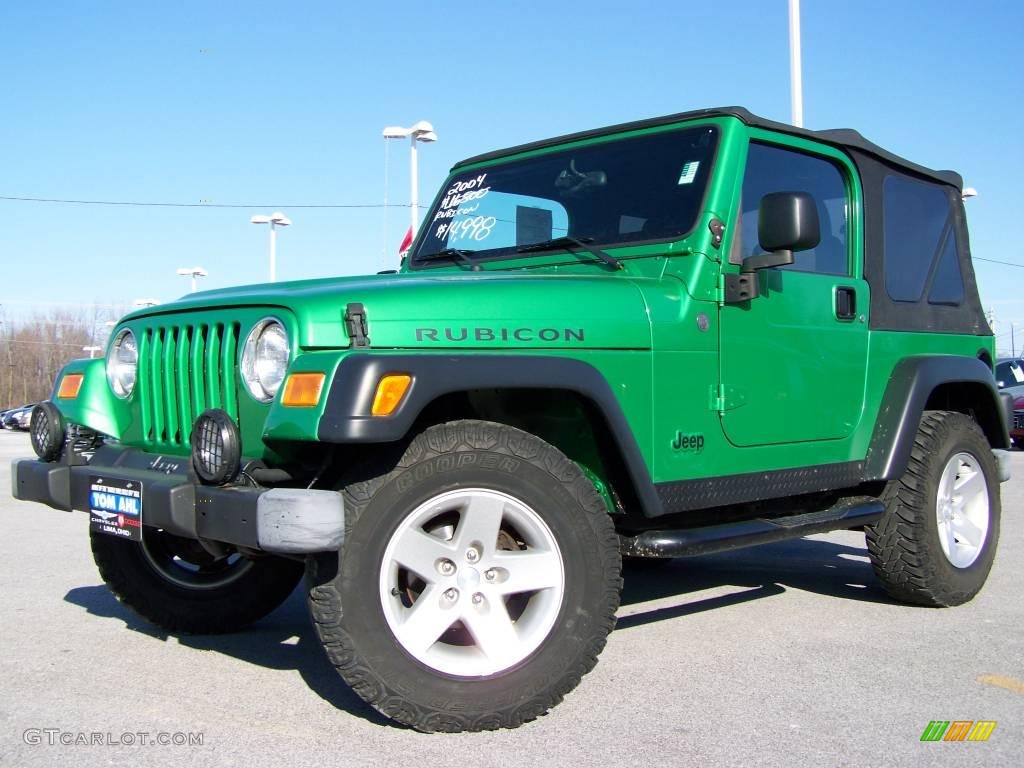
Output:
[
  {"xmin": 190, "ymin": 409, "xmax": 241, "ymax": 485},
  {"xmin": 30, "ymin": 402, "xmax": 65, "ymax": 462}
]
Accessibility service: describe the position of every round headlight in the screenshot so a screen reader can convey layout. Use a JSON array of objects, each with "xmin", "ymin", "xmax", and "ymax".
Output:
[
  {"xmin": 241, "ymin": 319, "xmax": 290, "ymax": 402},
  {"xmin": 106, "ymin": 329, "xmax": 138, "ymax": 398}
]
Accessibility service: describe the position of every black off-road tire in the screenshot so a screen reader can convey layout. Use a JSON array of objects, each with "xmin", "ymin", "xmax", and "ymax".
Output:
[
  {"xmin": 91, "ymin": 529, "xmax": 304, "ymax": 633},
  {"xmin": 865, "ymin": 410, "xmax": 1000, "ymax": 607},
  {"xmin": 306, "ymin": 420, "xmax": 622, "ymax": 732}
]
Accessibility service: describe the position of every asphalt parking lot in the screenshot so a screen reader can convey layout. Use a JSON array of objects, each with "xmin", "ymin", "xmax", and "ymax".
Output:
[{"xmin": 1, "ymin": 429, "xmax": 1020, "ymax": 767}]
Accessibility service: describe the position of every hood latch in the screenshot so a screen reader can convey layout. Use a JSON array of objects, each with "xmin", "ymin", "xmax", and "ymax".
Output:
[{"xmin": 344, "ymin": 303, "xmax": 370, "ymax": 349}]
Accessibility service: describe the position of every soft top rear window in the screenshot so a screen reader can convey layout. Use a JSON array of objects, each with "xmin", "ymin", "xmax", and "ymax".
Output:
[{"xmin": 412, "ymin": 126, "xmax": 718, "ymax": 267}]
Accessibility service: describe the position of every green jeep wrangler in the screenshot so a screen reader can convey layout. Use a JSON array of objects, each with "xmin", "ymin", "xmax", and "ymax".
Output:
[{"xmin": 12, "ymin": 107, "xmax": 1014, "ymax": 732}]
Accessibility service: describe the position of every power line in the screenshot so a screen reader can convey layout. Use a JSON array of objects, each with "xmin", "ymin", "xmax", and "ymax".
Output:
[
  {"xmin": 0, "ymin": 299, "xmax": 127, "ymax": 308},
  {"xmin": 0, "ymin": 195, "xmax": 426, "ymax": 209},
  {"xmin": 1, "ymin": 339, "xmax": 93, "ymax": 348},
  {"xmin": 974, "ymin": 256, "xmax": 1024, "ymax": 269}
]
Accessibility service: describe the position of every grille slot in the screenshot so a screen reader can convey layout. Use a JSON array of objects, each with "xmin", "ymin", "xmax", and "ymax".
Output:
[{"xmin": 140, "ymin": 322, "xmax": 240, "ymax": 447}]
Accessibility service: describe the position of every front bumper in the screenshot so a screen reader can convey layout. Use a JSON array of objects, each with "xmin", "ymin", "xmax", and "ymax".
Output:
[{"xmin": 10, "ymin": 445, "xmax": 344, "ymax": 555}]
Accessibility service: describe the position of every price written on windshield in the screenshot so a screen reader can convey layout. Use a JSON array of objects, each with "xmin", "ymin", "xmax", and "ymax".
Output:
[{"xmin": 437, "ymin": 215, "xmax": 497, "ymax": 243}]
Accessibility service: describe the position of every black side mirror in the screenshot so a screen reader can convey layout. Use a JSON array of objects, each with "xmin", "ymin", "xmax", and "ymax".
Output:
[{"xmin": 742, "ymin": 191, "xmax": 821, "ymax": 273}]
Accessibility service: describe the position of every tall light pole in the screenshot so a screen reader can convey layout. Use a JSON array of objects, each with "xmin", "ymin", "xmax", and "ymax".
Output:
[
  {"xmin": 789, "ymin": 0, "xmax": 803, "ymax": 127},
  {"xmin": 383, "ymin": 121, "xmax": 438, "ymax": 240},
  {"xmin": 251, "ymin": 212, "xmax": 291, "ymax": 282},
  {"xmin": 82, "ymin": 346, "xmax": 101, "ymax": 359},
  {"xmin": 176, "ymin": 266, "xmax": 208, "ymax": 293}
]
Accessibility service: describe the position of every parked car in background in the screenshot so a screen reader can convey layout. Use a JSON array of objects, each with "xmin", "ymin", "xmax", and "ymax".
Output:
[
  {"xmin": 2, "ymin": 409, "xmax": 19, "ymax": 430},
  {"xmin": 995, "ymin": 357, "xmax": 1024, "ymax": 399},
  {"xmin": 2, "ymin": 405, "xmax": 35, "ymax": 431},
  {"xmin": 1012, "ymin": 395, "xmax": 1024, "ymax": 449}
]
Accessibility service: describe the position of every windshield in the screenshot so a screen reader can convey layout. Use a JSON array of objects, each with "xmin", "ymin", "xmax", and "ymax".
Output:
[{"xmin": 412, "ymin": 125, "xmax": 718, "ymax": 267}]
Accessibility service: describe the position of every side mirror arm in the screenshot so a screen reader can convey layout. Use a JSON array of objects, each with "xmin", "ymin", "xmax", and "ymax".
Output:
[
  {"xmin": 741, "ymin": 249, "xmax": 794, "ymax": 273},
  {"xmin": 724, "ymin": 250, "xmax": 796, "ymax": 304}
]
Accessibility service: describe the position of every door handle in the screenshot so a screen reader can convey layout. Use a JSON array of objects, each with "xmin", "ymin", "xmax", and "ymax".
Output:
[{"xmin": 835, "ymin": 286, "xmax": 856, "ymax": 320}]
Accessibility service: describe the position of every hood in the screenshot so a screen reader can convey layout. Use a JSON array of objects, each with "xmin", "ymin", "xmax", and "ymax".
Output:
[{"xmin": 128, "ymin": 272, "xmax": 653, "ymax": 350}]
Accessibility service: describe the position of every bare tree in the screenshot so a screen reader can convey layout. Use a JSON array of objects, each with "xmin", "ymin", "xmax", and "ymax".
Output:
[{"xmin": 0, "ymin": 306, "xmax": 125, "ymax": 410}]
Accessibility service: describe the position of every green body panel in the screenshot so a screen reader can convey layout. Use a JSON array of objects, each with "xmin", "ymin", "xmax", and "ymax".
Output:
[
  {"xmin": 47, "ymin": 113, "xmax": 995, "ymax": 502},
  {"xmin": 155, "ymin": 271, "xmax": 652, "ymax": 351},
  {"xmin": 51, "ymin": 358, "xmax": 129, "ymax": 440},
  {"xmin": 321, "ymin": 274, "xmax": 650, "ymax": 350}
]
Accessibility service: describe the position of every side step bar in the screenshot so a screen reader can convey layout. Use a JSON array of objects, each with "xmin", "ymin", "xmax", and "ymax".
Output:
[{"xmin": 619, "ymin": 498, "xmax": 885, "ymax": 559}]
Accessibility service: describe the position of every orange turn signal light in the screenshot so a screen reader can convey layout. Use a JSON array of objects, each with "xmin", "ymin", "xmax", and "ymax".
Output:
[
  {"xmin": 371, "ymin": 374, "xmax": 412, "ymax": 416},
  {"xmin": 57, "ymin": 373, "xmax": 84, "ymax": 399},
  {"xmin": 281, "ymin": 372, "xmax": 325, "ymax": 407}
]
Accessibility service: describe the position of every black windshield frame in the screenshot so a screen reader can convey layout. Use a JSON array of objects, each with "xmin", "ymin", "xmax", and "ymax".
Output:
[{"xmin": 410, "ymin": 124, "xmax": 720, "ymax": 269}]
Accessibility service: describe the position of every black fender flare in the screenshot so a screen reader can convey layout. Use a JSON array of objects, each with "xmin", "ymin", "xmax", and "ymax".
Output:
[
  {"xmin": 316, "ymin": 353, "xmax": 663, "ymax": 516},
  {"xmin": 865, "ymin": 355, "xmax": 1010, "ymax": 481}
]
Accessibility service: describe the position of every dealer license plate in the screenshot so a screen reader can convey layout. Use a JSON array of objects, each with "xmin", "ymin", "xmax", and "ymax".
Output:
[{"xmin": 89, "ymin": 476, "xmax": 143, "ymax": 542}]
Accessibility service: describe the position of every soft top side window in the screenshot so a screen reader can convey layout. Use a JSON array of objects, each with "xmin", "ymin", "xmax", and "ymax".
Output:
[{"xmin": 882, "ymin": 174, "xmax": 965, "ymax": 306}]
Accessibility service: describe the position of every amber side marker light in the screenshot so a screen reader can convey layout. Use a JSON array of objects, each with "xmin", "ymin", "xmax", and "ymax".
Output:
[
  {"xmin": 371, "ymin": 374, "xmax": 412, "ymax": 416},
  {"xmin": 281, "ymin": 372, "xmax": 326, "ymax": 407},
  {"xmin": 57, "ymin": 373, "xmax": 84, "ymax": 399}
]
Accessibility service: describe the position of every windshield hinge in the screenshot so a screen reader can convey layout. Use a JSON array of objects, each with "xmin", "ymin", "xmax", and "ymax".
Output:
[
  {"xmin": 708, "ymin": 218, "xmax": 725, "ymax": 249},
  {"xmin": 344, "ymin": 303, "xmax": 370, "ymax": 349}
]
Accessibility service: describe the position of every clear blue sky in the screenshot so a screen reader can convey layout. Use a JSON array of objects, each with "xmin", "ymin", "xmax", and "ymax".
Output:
[{"xmin": 2, "ymin": 0, "xmax": 1022, "ymax": 354}]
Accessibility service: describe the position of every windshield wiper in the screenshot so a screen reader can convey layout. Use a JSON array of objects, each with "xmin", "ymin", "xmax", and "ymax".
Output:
[
  {"xmin": 516, "ymin": 236, "xmax": 623, "ymax": 270},
  {"xmin": 416, "ymin": 248, "xmax": 482, "ymax": 271}
]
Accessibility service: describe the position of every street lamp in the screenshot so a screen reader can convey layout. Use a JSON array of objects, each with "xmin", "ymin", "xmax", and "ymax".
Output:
[
  {"xmin": 176, "ymin": 266, "xmax": 208, "ymax": 293},
  {"xmin": 383, "ymin": 121, "xmax": 437, "ymax": 240},
  {"xmin": 82, "ymin": 346, "xmax": 102, "ymax": 359},
  {"xmin": 132, "ymin": 298, "xmax": 160, "ymax": 308},
  {"xmin": 250, "ymin": 212, "xmax": 292, "ymax": 282}
]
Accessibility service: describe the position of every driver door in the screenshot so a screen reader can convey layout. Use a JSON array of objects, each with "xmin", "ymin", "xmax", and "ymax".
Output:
[{"xmin": 719, "ymin": 138, "xmax": 869, "ymax": 447}]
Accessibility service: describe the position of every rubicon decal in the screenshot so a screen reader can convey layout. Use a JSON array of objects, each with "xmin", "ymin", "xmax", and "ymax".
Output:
[
  {"xmin": 415, "ymin": 327, "xmax": 585, "ymax": 343},
  {"xmin": 920, "ymin": 720, "xmax": 997, "ymax": 742}
]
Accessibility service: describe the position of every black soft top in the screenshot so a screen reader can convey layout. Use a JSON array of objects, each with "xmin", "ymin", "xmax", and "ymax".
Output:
[{"xmin": 453, "ymin": 106, "xmax": 963, "ymax": 190}]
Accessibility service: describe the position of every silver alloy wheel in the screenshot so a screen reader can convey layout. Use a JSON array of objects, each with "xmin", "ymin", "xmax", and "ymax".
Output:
[
  {"xmin": 140, "ymin": 528, "xmax": 255, "ymax": 590},
  {"xmin": 378, "ymin": 488, "xmax": 565, "ymax": 677},
  {"xmin": 935, "ymin": 451, "xmax": 990, "ymax": 569}
]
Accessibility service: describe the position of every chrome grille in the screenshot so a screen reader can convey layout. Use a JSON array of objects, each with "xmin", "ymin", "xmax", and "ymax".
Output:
[{"xmin": 139, "ymin": 322, "xmax": 240, "ymax": 446}]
